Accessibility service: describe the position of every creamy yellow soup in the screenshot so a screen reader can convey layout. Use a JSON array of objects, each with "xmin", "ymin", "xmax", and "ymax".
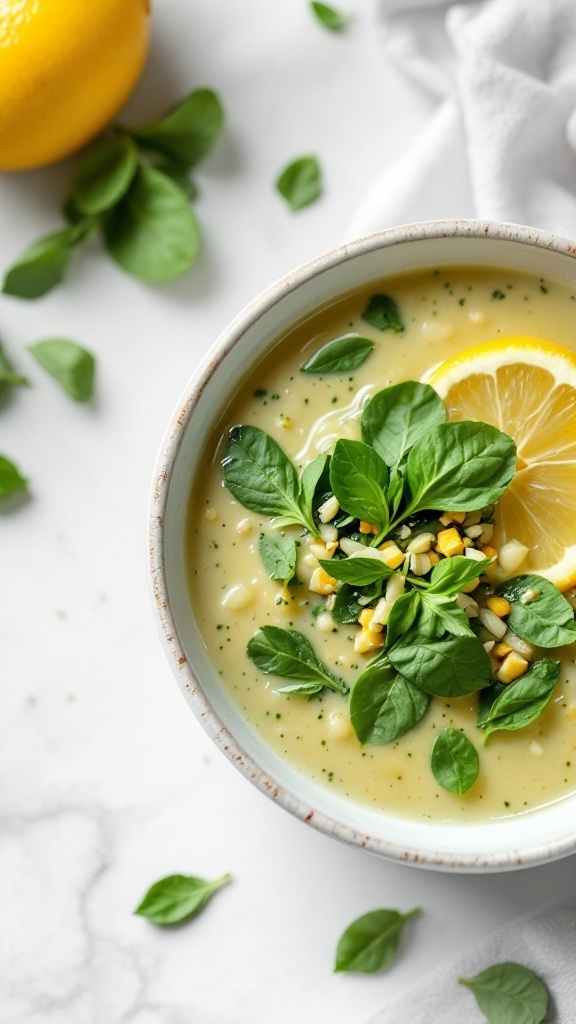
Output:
[{"xmin": 188, "ymin": 267, "xmax": 576, "ymax": 822}]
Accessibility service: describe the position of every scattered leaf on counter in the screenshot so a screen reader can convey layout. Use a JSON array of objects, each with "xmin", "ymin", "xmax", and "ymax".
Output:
[
  {"xmin": 334, "ymin": 907, "xmax": 421, "ymax": 973},
  {"xmin": 0, "ymin": 455, "xmax": 27, "ymax": 500},
  {"xmin": 275, "ymin": 155, "xmax": 322, "ymax": 211},
  {"xmin": 28, "ymin": 338, "xmax": 95, "ymax": 402},
  {"xmin": 310, "ymin": 1, "xmax": 352, "ymax": 31},
  {"xmin": 134, "ymin": 872, "xmax": 232, "ymax": 925}
]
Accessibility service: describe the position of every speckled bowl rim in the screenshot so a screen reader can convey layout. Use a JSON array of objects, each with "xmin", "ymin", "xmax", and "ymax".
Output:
[{"xmin": 148, "ymin": 218, "xmax": 576, "ymax": 872}]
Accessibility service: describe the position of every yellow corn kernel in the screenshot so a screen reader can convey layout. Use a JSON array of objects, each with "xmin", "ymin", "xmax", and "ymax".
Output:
[
  {"xmin": 461, "ymin": 576, "xmax": 480, "ymax": 594},
  {"xmin": 378, "ymin": 540, "xmax": 405, "ymax": 570},
  {"xmin": 487, "ymin": 596, "xmax": 511, "ymax": 618},
  {"xmin": 497, "ymin": 651, "xmax": 529, "ymax": 684},
  {"xmin": 358, "ymin": 608, "xmax": 374, "ymax": 628},
  {"xmin": 446, "ymin": 511, "xmax": 466, "ymax": 524},
  {"xmin": 436, "ymin": 528, "xmax": 464, "ymax": 558},
  {"xmin": 359, "ymin": 520, "xmax": 379, "ymax": 535},
  {"xmin": 309, "ymin": 566, "xmax": 337, "ymax": 595},
  {"xmin": 354, "ymin": 628, "xmax": 384, "ymax": 655},
  {"xmin": 480, "ymin": 544, "xmax": 498, "ymax": 559},
  {"xmin": 493, "ymin": 641, "xmax": 513, "ymax": 658},
  {"xmin": 428, "ymin": 551, "xmax": 440, "ymax": 566}
]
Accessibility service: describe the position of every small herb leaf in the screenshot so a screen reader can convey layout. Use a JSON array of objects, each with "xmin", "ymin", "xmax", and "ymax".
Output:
[
  {"xmin": 247, "ymin": 625, "xmax": 348, "ymax": 694},
  {"xmin": 361, "ymin": 294, "xmax": 404, "ymax": 333},
  {"xmin": 351, "ymin": 662, "xmax": 430, "ymax": 744},
  {"xmin": 459, "ymin": 961, "xmax": 549, "ymax": 1024},
  {"xmin": 498, "ymin": 573, "xmax": 576, "ymax": 648},
  {"xmin": 258, "ymin": 534, "xmax": 297, "ymax": 583},
  {"xmin": 426, "ymin": 554, "xmax": 492, "ymax": 595},
  {"xmin": 388, "ymin": 632, "xmax": 491, "ymax": 697},
  {"xmin": 330, "ymin": 439, "xmax": 389, "ymax": 530},
  {"xmin": 131, "ymin": 88, "xmax": 224, "ymax": 170},
  {"xmin": 276, "ymin": 156, "xmax": 322, "ymax": 211},
  {"xmin": 0, "ymin": 342, "xmax": 28, "ymax": 394},
  {"xmin": 334, "ymin": 907, "xmax": 420, "ymax": 974},
  {"xmin": 481, "ymin": 659, "xmax": 560, "ymax": 743},
  {"xmin": 301, "ymin": 335, "xmax": 373, "ymax": 375},
  {"xmin": 70, "ymin": 133, "xmax": 139, "ymax": 215},
  {"xmin": 2, "ymin": 225, "xmax": 86, "ymax": 300},
  {"xmin": 310, "ymin": 1, "xmax": 351, "ymax": 31},
  {"xmin": 319, "ymin": 555, "xmax": 393, "ymax": 586},
  {"xmin": 134, "ymin": 872, "xmax": 231, "ymax": 926},
  {"xmin": 430, "ymin": 728, "xmax": 479, "ymax": 795},
  {"xmin": 385, "ymin": 591, "xmax": 420, "ymax": 649},
  {"xmin": 361, "ymin": 382, "xmax": 446, "ymax": 467},
  {"xmin": 222, "ymin": 426, "xmax": 311, "ymax": 530},
  {"xmin": 103, "ymin": 166, "xmax": 200, "ymax": 281},
  {"xmin": 28, "ymin": 338, "xmax": 95, "ymax": 402},
  {"xmin": 0, "ymin": 455, "xmax": 27, "ymax": 500},
  {"xmin": 419, "ymin": 594, "xmax": 475, "ymax": 637},
  {"xmin": 299, "ymin": 453, "xmax": 329, "ymax": 525}
]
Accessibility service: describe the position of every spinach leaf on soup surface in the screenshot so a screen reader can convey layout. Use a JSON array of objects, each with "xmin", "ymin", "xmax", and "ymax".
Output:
[
  {"xmin": 388, "ymin": 631, "xmax": 491, "ymax": 697},
  {"xmin": 361, "ymin": 381, "xmax": 446, "ymax": 467},
  {"xmin": 459, "ymin": 962, "xmax": 549, "ymax": 1024},
  {"xmin": 334, "ymin": 907, "xmax": 420, "ymax": 974},
  {"xmin": 350, "ymin": 661, "xmax": 430, "ymax": 744},
  {"xmin": 480, "ymin": 659, "xmax": 560, "ymax": 743},
  {"xmin": 258, "ymin": 534, "xmax": 297, "ymax": 583},
  {"xmin": 0, "ymin": 455, "xmax": 27, "ymax": 500},
  {"xmin": 498, "ymin": 573, "xmax": 576, "ymax": 648},
  {"xmin": 425, "ymin": 554, "xmax": 492, "ymax": 595},
  {"xmin": 28, "ymin": 338, "xmax": 95, "ymax": 402},
  {"xmin": 331, "ymin": 583, "xmax": 365, "ymax": 624},
  {"xmin": 430, "ymin": 728, "xmax": 479, "ymax": 795},
  {"xmin": 134, "ymin": 872, "xmax": 231, "ymax": 926},
  {"xmin": 300, "ymin": 335, "xmax": 373, "ymax": 375},
  {"xmin": 247, "ymin": 625, "xmax": 348, "ymax": 694},
  {"xmin": 299, "ymin": 452, "xmax": 329, "ymax": 526},
  {"xmin": 319, "ymin": 555, "xmax": 393, "ymax": 586},
  {"xmin": 385, "ymin": 591, "xmax": 420, "ymax": 649},
  {"xmin": 330, "ymin": 439, "xmax": 389, "ymax": 531},
  {"xmin": 222, "ymin": 425, "xmax": 315, "ymax": 533},
  {"xmin": 275, "ymin": 155, "xmax": 322, "ymax": 211},
  {"xmin": 361, "ymin": 294, "xmax": 404, "ymax": 333},
  {"xmin": 310, "ymin": 1, "xmax": 352, "ymax": 31},
  {"xmin": 418, "ymin": 594, "xmax": 475, "ymax": 638}
]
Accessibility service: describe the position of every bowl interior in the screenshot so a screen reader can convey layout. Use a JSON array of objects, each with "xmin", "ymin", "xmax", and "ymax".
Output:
[{"xmin": 152, "ymin": 223, "xmax": 576, "ymax": 870}]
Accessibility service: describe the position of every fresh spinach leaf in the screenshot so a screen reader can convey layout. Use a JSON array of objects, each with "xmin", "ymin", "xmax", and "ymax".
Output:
[
  {"xmin": 134, "ymin": 871, "xmax": 231, "ymax": 926},
  {"xmin": 131, "ymin": 88, "xmax": 224, "ymax": 170},
  {"xmin": 330, "ymin": 439, "xmax": 389, "ymax": 530},
  {"xmin": 361, "ymin": 294, "xmax": 404, "ymax": 333},
  {"xmin": 319, "ymin": 555, "xmax": 393, "ymax": 586},
  {"xmin": 276, "ymin": 155, "xmax": 322, "ymax": 211},
  {"xmin": 334, "ymin": 907, "xmax": 420, "ymax": 974},
  {"xmin": 0, "ymin": 342, "xmax": 28, "ymax": 394},
  {"xmin": 2, "ymin": 222, "xmax": 90, "ymax": 300},
  {"xmin": 70, "ymin": 133, "xmax": 139, "ymax": 215},
  {"xmin": 388, "ymin": 632, "xmax": 491, "ymax": 697},
  {"xmin": 459, "ymin": 961, "xmax": 549, "ymax": 1024},
  {"xmin": 222, "ymin": 426, "xmax": 313, "ymax": 531},
  {"xmin": 385, "ymin": 591, "xmax": 420, "ymax": 648},
  {"xmin": 351, "ymin": 662, "xmax": 430, "ymax": 744},
  {"xmin": 426, "ymin": 554, "xmax": 492, "ymax": 595},
  {"xmin": 28, "ymin": 338, "xmax": 95, "ymax": 402},
  {"xmin": 258, "ymin": 534, "xmax": 297, "ymax": 583},
  {"xmin": 331, "ymin": 583, "xmax": 364, "ymax": 624},
  {"xmin": 299, "ymin": 453, "xmax": 329, "ymax": 526},
  {"xmin": 419, "ymin": 594, "xmax": 475, "ymax": 637},
  {"xmin": 361, "ymin": 381, "xmax": 446, "ymax": 467},
  {"xmin": 310, "ymin": 1, "xmax": 351, "ymax": 31},
  {"xmin": 103, "ymin": 166, "xmax": 200, "ymax": 281},
  {"xmin": 498, "ymin": 574, "xmax": 576, "ymax": 648},
  {"xmin": 481, "ymin": 659, "xmax": 560, "ymax": 743},
  {"xmin": 301, "ymin": 335, "xmax": 373, "ymax": 375},
  {"xmin": 0, "ymin": 455, "xmax": 27, "ymax": 500},
  {"xmin": 477, "ymin": 681, "xmax": 507, "ymax": 728},
  {"xmin": 247, "ymin": 625, "xmax": 348, "ymax": 694},
  {"xmin": 386, "ymin": 469, "xmax": 405, "ymax": 520},
  {"xmin": 405, "ymin": 421, "xmax": 516, "ymax": 515},
  {"xmin": 156, "ymin": 162, "xmax": 199, "ymax": 201},
  {"xmin": 430, "ymin": 728, "xmax": 479, "ymax": 794}
]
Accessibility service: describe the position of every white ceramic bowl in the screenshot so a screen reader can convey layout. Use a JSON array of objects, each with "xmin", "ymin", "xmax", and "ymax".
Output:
[{"xmin": 149, "ymin": 219, "xmax": 576, "ymax": 872}]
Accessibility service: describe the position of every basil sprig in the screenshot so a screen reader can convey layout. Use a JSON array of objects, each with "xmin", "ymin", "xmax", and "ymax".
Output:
[
  {"xmin": 334, "ymin": 907, "xmax": 420, "ymax": 974},
  {"xmin": 479, "ymin": 660, "xmax": 560, "ymax": 743},
  {"xmin": 459, "ymin": 962, "xmax": 549, "ymax": 1024},
  {"xmin": 431, "ymin": 728, "xmax": 479, "ymax": 794},
  {"xmin": 134, "ymin": 871, "xmax": 231, "ymax": 926},
  {"xmin": 301, "ymin": 335, "xmax": 373, "ymax": 375},
  {"xmin": 247, "ymin": 626, "xmax": 348, "ymax": 695},
  {"xmin": 275, "ymin": 155, "xmax": 322, "ymax": 211},
  {"xmin": 498, "ymin": 573, "xmax": 576, "ymax": 647}
]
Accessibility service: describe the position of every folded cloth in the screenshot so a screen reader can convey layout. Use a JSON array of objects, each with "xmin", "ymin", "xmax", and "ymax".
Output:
[
  {"xmin": 348, "ymin": 0, "xmax": 576, "ymax": 239},
  {"xmin": 367, "ymin": 895, "xmax": 576, "ymax": 1024}
]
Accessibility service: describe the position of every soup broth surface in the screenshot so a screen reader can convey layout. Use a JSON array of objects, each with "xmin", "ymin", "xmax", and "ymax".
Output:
[{"xmin": 188, "ymin": 267, "xmax": 576, "ymax": 822}]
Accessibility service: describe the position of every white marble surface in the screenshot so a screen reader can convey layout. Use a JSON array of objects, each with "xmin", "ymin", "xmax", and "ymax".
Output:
[{"xmin": 1, "ymin": 1, "xmax": 575, "ymax": 1022}]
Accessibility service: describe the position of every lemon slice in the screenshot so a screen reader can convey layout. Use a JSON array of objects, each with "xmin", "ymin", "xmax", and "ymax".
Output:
[{"xmin": 424, "ymin": 336, "xmax": 576, "ymax": 590}]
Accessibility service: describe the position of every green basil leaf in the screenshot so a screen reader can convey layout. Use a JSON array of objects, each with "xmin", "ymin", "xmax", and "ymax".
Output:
[
  {"xmin": 388, "ymin": 632, "xmax": 491, "ymax": 697},
  {"xmin": 385, "ymin": 591, "xmax": 420, "ymax": 648},
  {"xmin": 361, "ymin": 381, "xmax": 446, "ymax": 467},
  {"xmin": 301, "ymin": 335, "xmax": 373, "ymax": 375},
  {"xmin": 459, "ymin": 962, "xmax": 549, "ymax": 1024},
  {"xmin": 310, "ymin": 1, "xmax": 351, "ymax": 31},
  {"xmin": 361, "ymin": 294, "xmax": 404, "ymax": 333},
  {"xmin": 420, "ymin": 594, "xmax": 475, "ymax": 637},
  {"xmin": 131, "ymin": 88, "xmax": 224, "ymax": 169},
  {"xmin": 2, "ymin": 223, "xmax": 89, "ymax": 300},
  {"xmin": 134, "ymin": 871, "xmax": 231, "ymax": 925},
  {"xmin": 247, "ymin": 625, "xmax": 348, "ymax": 694},
  {"xmin": 430, "ymin": 728, "xmax": 479, "ymax": 794},
  {"xmin": 222, "ymin": 425, "xmax": 311, "ymax": 530},
  {"xmin": 258, "ymin": 534, "xmax": 297, "ymax": 583},
  {"xmin": 334, "ymin": 907, "xmax": 420, "ymax": 974},
  {"xmin": 0, "ymin": 341, "xmax": 28, "ymax": 394},
  {"xmin": 330, "ymin": 439, "xmax": 389, "ymax": 530},
  {"xmin": 386, "ymin": 469, "xmax": 405, "ymax": 519},
  {"xmin": 498, "ymin": 573, "xmax": 576, "ymax": 648},
  {"xmin": 319, "ymin": 555, "xmax": 393, "ymax": 586},
  {"xmin": 299, "ymin": 453, "xmax": 329, "ymax": 526},
  {"xmin": 155, "ymin": 162, "xmax": 199, "ymax": 201},
  {"xmin": 477, "ymin": 681, "xmax": 507, "ymax": 728},
  {"xmin": 0, "ymin": 455, "xmax": 27, "ymax": 500},
  {"xmin": 405, "ymin": 421, "xmax": 516, "ymax": 514},
  {"xmin": 276, "ymin": 155, "xmax": 322, "ymax": 211},
  {"xmin": 103, "ymin": 166, "xmax": 200, "ymax": 282},
  {"xmin": 331, "ymin": 583, "xmax": 364, "ymax": 624},
  {"xmin": 275, "ymin": 681, "xmax": 324, "ymax": 695},
  {"xmin": 481, "ymin": 659, "xmax": 560, "ymax": 743},
  {"xmin": 426, "ymin": 554, "xmax": 492, "ymax": 595},
  {"xmin": 351, "ymin": 662, "xmax": 429, "ymax": 744},
  {"xmin": 70, "ymin": 133, "xmax": 138, "ymax": 215},
  {"xmin": 28, "ymin": 338, "xmax": 95, "ymax": 402}
]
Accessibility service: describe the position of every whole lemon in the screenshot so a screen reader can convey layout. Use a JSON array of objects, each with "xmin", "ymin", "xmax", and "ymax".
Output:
[{"xmin": 0, "ymin": 0, "xmax": 151, "ymax": 171}]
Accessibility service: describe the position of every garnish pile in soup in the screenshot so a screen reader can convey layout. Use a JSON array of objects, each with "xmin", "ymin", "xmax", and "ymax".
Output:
[{"xmin": 188, "ymin": 267, "xmax": 576, "ymax": 821}]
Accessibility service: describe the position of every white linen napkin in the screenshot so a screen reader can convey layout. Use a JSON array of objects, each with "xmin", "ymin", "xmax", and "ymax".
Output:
[
  {"xmin": 347, "ymin": 0, "xmax": 576, "ymax": 240},
  {"xmin": 367, "ymin": 896, "xmax": 576, "ymax": 1024}
]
